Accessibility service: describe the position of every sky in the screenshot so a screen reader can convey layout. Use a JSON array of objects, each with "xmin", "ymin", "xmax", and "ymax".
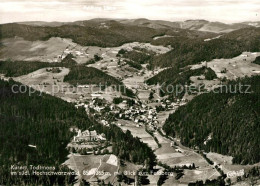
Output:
[{"xmin": 0, "ymin": 0, "xmax": 259, "ymax": 24}]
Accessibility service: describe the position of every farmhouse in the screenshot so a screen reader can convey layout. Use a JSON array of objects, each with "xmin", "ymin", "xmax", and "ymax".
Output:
[
  {"xmin": 91, "ymin": 93, "xmax": 102, "ymax": 99},
  {"xmin": 94, "ymin": 106, "xmax": 105, "ymax": 112},
  {"xmin": 0, "ymin": 75, "xmax": 10, "ymax": 81},
  {"xmin": 78, "ymin": 85, "xmax": 90, "ymax": 88}
]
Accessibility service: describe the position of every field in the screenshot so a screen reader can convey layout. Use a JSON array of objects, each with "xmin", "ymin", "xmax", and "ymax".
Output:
[
  {"xmin": 180, "ymin": 168, "xmax": 220, "ymax": 183},
  {"xmin": 190, "ymin": 52, "xmax": 260, "ymax": 80},
  {"xmin": 115, "ymin": 96, "xmax": 222, "ymax": 184},
  {"xmin": 156, "ymin": 110, "xmax": 176, "ymax": 127},
  {"xmin": 88, "ymin": 42, "xmax": 170, "ymax": 80},
  {"xmin": 117, "ymin": 119, "xmax": 158, "ymax": 150},
  {"xmin": 154, "ymin": 131, "xmax": 181, "ymax": 161},
  {"xmin": 163, "ymin": 177, "xmax": 187, "ymax": 186},
  {"xmin": 1, "ymin": 30, "xmax": 259, "ymax": 186},
  {"xmin": 207, "ymin": 152, "xmax": 260, "ymax": 175},
  {"xmin": 156, "ymin": 141, "xmax": 209, "ymax": 169},
  {"xmin": 12, "ymin": 67, "xmax": 92, "ymax": 102},
  {"xmin": 11, "ymin": 66, "xmax": 123, "ymax": 103},
  {"xmin": 183, "ymin": 52, "xmax": 260, "ymax": 100},
  {"xmin": 0, "ymin": 36, "xmax": 172, "ymax": 102},
  {"xmin": 137, "ymin": 90, "xmax": 151, "ymax": 100},
  {"xmin": 64, "ymin": 154, "xmax": 104, "ymax": 183},
  {"xmin": 152, "ymin": 131, "xmax": 221, "ymax": 183},
  {"xmin": 122, "ymin": 70, "xmax": 163, "ymax": 101},
  {"xmin": 153, "ymin": 35, "xmax": 175, "ymax": 40},
  {"xmin": 94, "ymin": 155, "xmax": 119, "ymax": 184},
  {"xmin": 123, "ymin": 75, "xmax": 146, "ymax": 90},
  {"xmin": 64, "ymin": 154, "xmax": 120, "ymax": 184},
  {"xmin": 0, "ymin": 37, "xmax": 73, "ymax": 62},
  {"xmin": 205, "ymin": 152, "xmax": 260, "ymax": 184},
  {"xmin": 0, "ymin": 37, "xmax": 170, "ymax": 66}
]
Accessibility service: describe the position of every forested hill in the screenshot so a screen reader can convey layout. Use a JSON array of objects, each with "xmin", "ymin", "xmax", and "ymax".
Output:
[
  {"xmin": 63, "ymin": 65, "xmax": 135, "ymax": 97},
  {"xmin": 0, "ymin": 21, "xmax": 215, "ymax": 48},
  {"xmin": 0, "ymin": 56, "xmax": 135, "ymax": 97},
  {"xmin": 146, "ymin": 66, "xmax": 217, "ymax": 97},
  {"xmin": 64, "ymin": 65, "xmax": 122, "ymax": 86},
  {"xmin": 149, "ymin": 27, "xmax": 260, "ymax": 69},
  {"xmin": 163, "ymin": 76, "xmax": 260, "ymax": 165},
  {"xmin": 0, "ymin": 54, "xmax": 77, "ymax": 77},
  {"xmin": 0, "ymin": 22, "xmax": 162, "ymax": 47},
  {"xmin": 0, "ymin": 79, "xmax": 155, "ymax": 185}
]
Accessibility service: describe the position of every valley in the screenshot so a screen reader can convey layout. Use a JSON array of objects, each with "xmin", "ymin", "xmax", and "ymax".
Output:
[{"xmin": 1, "ymin": 18, "xmax": 260, "ymax": 186}]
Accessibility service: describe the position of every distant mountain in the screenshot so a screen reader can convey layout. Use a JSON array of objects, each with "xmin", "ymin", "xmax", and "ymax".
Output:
[
  {"xmin": 117, "ymin": 19, "xmax": 256, "ymax": 33},
  {"xmin": 7, "ymin": 18, "xmax": 259, "ymax": 34},
  {"xmin": 118, "ymin": 18, "xmax": 181, "ymax": 29},
  {"xmin": 180, "ymin": 20, "xmax": 252, "ymax": 33},
  {"xmin": 17, "ymin": 21, "xmax": 69, "ymax": 27},
  {"xmin": 0, "ymin": 21, "xmax": 163, "ymax": 47},
  {"xmin": 243, "ymin": 21, "xmax": 260, "ymax": 27},
  {"xmin": 75, "ymin": 18, "xmax": 258, "ymax": 34},
  {"xmin": 0, "ymin": 20, "xmax": 214, "ymax": 48}
]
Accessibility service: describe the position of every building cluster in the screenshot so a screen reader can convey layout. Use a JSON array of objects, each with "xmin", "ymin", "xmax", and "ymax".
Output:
[
  {"xmin": 115, "ymin": 98, "xmax": 186, "ymax": 130},
  {"xmin": 73, "ymin": 129, "xmax": 106, "ymax": 143},
  {"xmin": 0, "ymin": 75, "xmax": 10, "ymax": 81},
  {"xmin": 75, "ymin": 96, "xmax": 107, "ymax": 113},
  {"xmin": 117, "ymin": 105, "xmax": 158, "ymax": 130},
  {"xmin": 74, "ymin": 93, "xmax": 187, "ymax": 132}
]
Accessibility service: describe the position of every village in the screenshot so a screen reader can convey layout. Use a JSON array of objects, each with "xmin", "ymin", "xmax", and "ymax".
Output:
[
  {"xmin": 2, "ymin": 37, "xmax": 260, "ymax": 185},
  {"xmin": 2, "ymin": 1, "xmax": 260, "ymax": 184},
  {"xmin": 67, "ymin": 50, "xmax": 260, "ymax": 185},
  {"xmin": 74, "ymin": 92, "xmax": 187, "ymax": 131}
]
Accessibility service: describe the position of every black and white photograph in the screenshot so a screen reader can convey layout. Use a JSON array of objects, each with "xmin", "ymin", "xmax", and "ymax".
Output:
[{"xmin": 0, "ymin": 0, "xmax": 260, "ymax": 185}]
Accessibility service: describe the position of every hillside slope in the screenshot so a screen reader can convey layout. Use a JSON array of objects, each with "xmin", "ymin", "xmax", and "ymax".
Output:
[
  {"xmin": 149, "ymin": 27, "xmax": 260, "ymax": 69},
  {"xmin": 0, "ymin": 22, "xmax": 163, "ymax": 47},
  {"xmin": 117, "ymin": 19, "xmax": 256, "ymax": 33},
  {"xmin": 163, "ymin": 76, "xmax": 260, "ymax": 164},
  {"xmin": 0, "ymin": 79, "xmax": 154, "ymax": 185}
]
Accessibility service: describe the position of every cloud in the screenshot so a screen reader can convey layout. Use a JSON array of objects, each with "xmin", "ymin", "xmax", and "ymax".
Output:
[{"xmin": 0, "ymin": 0, "xmax": 259, "ymax": 23}]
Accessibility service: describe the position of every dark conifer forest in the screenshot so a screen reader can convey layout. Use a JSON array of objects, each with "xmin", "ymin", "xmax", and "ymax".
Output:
[
  {"xmin": 163, "ymin": 76, "xmax": 260, "ymax": 164},
  {"xmin": 0, "ymin": 79, "xmax": 155, "ymax": 185},
  {"xmin": 146, "ymin": 66, "xmax": 217, "ymax": 96},
  {"xmin": 253, "ymin": 56, "xmax": 260, "ymax": 65}
]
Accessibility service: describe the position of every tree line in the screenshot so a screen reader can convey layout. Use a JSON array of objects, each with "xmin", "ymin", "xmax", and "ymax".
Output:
[
  {"xmin": 163, "ymin": 76, "xmax": 260, "ymax": 165},
  {"xmin": 0, "ymin": 79, "xmax": 155, "ymax": 185}
]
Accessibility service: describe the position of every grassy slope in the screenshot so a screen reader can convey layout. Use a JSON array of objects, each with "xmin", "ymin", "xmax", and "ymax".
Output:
[
  {"xmin": 0, "ymin": 54, "xmax": 77, "ymax": 77},
  {"xmin": 145, "ymin": 27, "xmax": 260, "ymax": 95},
  {"xmin": 0, "ymin": 60, "xmax": 58, "ymax": 77},
  {"xmin": 149, "ymin": 27, "xmax": 260, "ymax": 69},
  {"xmin": 0, "ymin": 55, "xmax": 135, "ymax": 97}
]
